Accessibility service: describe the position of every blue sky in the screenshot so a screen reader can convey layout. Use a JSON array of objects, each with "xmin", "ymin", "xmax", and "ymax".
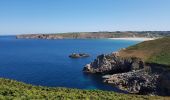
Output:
[{"xmin": 0, "ymin": 0, "xmax": 170, "ymax": 35}]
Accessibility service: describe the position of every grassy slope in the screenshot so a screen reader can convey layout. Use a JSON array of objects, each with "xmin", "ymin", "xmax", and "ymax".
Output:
[
  {"xmin": 119, "ymin": 37, "xmax": 170, "ymax": 66},
  {"xmin": 0, "ymin": 78, "xmax": 169, "ymax": 100}
]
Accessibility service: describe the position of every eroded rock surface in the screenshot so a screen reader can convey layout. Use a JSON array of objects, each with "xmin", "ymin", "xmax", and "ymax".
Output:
[
  {"xmin": 103, "ymin": 69, "xmax": 159, "ymax": 95},
  {"xmin": 83, "ymin": 53, "xmax": 163, "ymax": 95},
  {"xmin": 83, "ymin": 53, "xmax": 145, "ymax": 74}
]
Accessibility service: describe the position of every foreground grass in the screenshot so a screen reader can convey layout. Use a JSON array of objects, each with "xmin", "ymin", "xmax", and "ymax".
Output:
[
  {"xmin": 119, "ymin": 37, "xmax": 170, "ymax": 66},
  {"xmin": 0, "ymin": 78, "xmax": 169, "ymax": 100}
]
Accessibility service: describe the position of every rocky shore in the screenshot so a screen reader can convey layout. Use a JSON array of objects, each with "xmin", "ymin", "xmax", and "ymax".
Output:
[
  {"xmin": 103, "ymin": 70, "xmax": 159, "ymax": 95},
  {"xmin": 83, "ymin": 53, "xmax": 170, "ymax": 95}
]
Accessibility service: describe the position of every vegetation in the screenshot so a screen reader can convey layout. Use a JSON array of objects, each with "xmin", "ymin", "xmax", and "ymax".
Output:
[
  {"xmin": 119, "ymin": 37, "xmax": 170, "ymax": 66},
  {"xmin": 0, "ymin": 78, "xmax": 169, "ymax": 100}
]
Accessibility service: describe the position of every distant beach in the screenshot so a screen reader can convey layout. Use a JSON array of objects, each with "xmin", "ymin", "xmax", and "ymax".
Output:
[{"xmin": 108, "ymin": 37, "xmax": 156, "ymax": 41}]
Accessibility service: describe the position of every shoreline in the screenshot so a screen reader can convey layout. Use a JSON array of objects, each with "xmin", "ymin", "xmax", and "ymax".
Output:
[{"xmin": 108, "ymin": 37, "xmax": 156, "ymax": 41}]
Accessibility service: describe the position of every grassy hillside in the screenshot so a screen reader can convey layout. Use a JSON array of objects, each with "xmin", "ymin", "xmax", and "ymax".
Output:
[
  {"xmin": 0, "ymin": 78, "xmax": 169, "ymax": 100},
  {"xmin": 119, "ymin": 37, "xmax": 170, "ymax": 66}
]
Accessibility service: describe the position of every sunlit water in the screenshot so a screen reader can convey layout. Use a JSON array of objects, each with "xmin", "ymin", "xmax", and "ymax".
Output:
[{"xmin": 0, "ymin": 36, "xmax": 141, "ymax": 92}]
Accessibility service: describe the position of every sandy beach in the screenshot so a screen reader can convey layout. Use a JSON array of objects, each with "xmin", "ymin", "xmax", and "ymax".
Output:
[{"xmin": 108, "ymin": 37, "xmax": 156, "ymax": 41}]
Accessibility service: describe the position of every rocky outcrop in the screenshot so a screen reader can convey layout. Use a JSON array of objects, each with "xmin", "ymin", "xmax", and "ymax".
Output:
[
  {"xmin": 103, "ymin": 69, "xmax": 159, "ymax": 95},
  {"xmin": 144, "ymin": 64, "xmax": 170, "ymax": 96},
  {"xmin": 83, "ymin": 53, "xmax": 145, "ymax": 74},
  {"xmin": 83, "ymin": 53, "xmax": 163, "ymax": 95},
  {"xmin": 69, "ymin": 53, "xmax": 90, "ymax": 58}
]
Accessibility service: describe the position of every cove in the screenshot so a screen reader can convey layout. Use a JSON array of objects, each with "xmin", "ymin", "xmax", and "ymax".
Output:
[{"xmin": 0, "ymin": 36, "xmax": 141, "ymax": 92}]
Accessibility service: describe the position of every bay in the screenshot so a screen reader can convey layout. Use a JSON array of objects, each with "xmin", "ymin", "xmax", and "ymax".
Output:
[{"xmin": 0, "ymin": 36, "xmax": 141, "ymax": 92}]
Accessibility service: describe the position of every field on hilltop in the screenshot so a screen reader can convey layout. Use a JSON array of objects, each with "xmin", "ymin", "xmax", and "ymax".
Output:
[{"xmin": 119, "ymin": 37, "xmax": 170, "ymax": 66}]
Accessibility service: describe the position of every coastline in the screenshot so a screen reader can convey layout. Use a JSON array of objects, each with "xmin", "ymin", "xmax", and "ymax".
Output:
[
  {"xmin": 108, "ymin": 37, "xmax": 156, "ymax": 41},
  {"xmin": 16, "ymin": 32, "xmax": 166, "ymax": 40}
]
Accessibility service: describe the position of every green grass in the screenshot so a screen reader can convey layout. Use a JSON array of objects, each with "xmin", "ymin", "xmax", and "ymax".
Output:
[
  {"xmin": 149, "ymin": 49, "xmax": 170, "ymax": 65},
  {"xmin": 0, "ymin": 78, "xmax": 169, "ymax": 100},
  {"xmin": 120, "ymin": 37, "xmax": 170, "ymax": 66}
]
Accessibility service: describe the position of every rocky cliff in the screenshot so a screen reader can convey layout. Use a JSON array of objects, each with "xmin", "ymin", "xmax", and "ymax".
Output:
[
  {"xmin": 83, "ymin": 53, "xmax": 145, "ymax": 74},
  {"xmin": 83, "ymin": 52, "xmax": 170, "ymax": 95},
  {"xmin": 103, "ymin": 70, "xmax": 159, "ymax": 95}
]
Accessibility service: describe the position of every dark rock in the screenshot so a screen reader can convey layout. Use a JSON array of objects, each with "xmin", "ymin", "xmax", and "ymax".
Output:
[
  {"xmin": 157, "ymin": 71, "xmax": 170, "ymax": 96},
  {"xmin": 83, "ymin": 52, "xmax": 170, "ymax": 95},
  {"xmin": 103, "ymin": 69, "xmax": 160, "ymax": 95},
  {"xmin": 145, "ymin": 63, "xmax": 170, "ymax": 96},
  {"xmin": 69, "ymin": 53, "xmax": 90, "ymax": 58},
  {"xmin": 83, "ymin": 52, "xmax": 162, "ymax": 95}
]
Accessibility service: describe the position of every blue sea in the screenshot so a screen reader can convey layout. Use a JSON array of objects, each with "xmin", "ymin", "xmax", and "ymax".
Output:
[{"xmin": 0, "ymin": 36, "xmax": 141, "ymax": 92}]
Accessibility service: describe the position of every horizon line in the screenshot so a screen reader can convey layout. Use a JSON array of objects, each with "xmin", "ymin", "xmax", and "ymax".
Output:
[{"xmin": 1, "ymin": 31, "xmax": 170, "ymax": 36}]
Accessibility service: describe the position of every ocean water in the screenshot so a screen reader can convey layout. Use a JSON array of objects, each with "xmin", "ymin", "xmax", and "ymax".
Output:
[{"xmin": 0, "ymin": 36, "xmax": 141, "ymax": 92}]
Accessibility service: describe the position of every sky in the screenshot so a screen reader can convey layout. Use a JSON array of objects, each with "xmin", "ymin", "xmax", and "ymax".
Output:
[{"xmin": 0, "ymin": 0, "xmax": 170, "ymax": 35}]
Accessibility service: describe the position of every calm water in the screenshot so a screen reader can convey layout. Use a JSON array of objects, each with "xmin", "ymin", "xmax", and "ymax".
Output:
[{"xmin": 0, "ymin": 36, "xmax": 141, "ymax": 92}]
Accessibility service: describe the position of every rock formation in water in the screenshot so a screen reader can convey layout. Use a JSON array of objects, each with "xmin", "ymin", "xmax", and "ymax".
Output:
[
  {"xmin": 83, "ymin": 53, "xmax": 145, "ymax": 74},
  {"xmin": 83, "ymin": 53, "xmax": 161, "ymax": 95},
  {"xmin": 103, "ymin": 69, "xmax": 159, "ymax": 95},
  {"xmin": 69, "ymin": 53, "xmax": 90, "ymax": 58}
]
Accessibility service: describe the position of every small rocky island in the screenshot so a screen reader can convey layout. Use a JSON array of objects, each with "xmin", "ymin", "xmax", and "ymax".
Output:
[{"xmin": 69, "ymin": 53, "xmax": 90, "ymax": 58}]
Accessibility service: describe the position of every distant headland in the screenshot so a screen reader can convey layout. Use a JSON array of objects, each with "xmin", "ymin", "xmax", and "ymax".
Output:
[{"xmin": 16, "ymin": 31, "xmax": 170, "ymax": 40}]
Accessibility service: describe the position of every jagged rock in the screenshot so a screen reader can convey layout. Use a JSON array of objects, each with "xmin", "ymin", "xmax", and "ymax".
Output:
[
  {"xmin": 82, "ymin": 52, "xmax": 170, "ymax": 95},
  {"xmin": 83, "ymin": 52, "xmax": 162, "ymax": 95},
  {"xmin": 103, "ymin": 69, "xmax": 159, "ymax": 95},
  {"xmin": 69, "ymin": 53, "xmax": 90, "ymax": 58},
  {"xmin": 83, "ymin": 53, "xmax": 145, "ymax": 74}
]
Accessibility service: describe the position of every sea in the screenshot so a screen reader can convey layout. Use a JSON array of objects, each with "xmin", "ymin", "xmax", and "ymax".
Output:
[{"xmin": 0, "ymin": 36, "xmax": 141, "ymax": 92}]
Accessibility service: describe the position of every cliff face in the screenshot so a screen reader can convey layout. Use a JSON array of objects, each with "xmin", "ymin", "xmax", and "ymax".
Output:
[
  {"xmin": 83, "ymin": 53, "xmax": 170, "ymax": 95},
  {"xmin": 83, "ymin": 53, "xmax": 145, "ymax": 74},
  {"xmin": 83, "ymin": 53, "xmax": 158, "ymax": 95},
  {"xmin": 103, "ymin": 70, "xmax": 159, "ymax": 95},
  {"xmin": 117, "ymin": 37, "xmax": 170, "ymax": 95}
]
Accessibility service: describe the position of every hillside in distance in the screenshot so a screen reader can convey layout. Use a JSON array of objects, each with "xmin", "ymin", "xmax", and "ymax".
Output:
[{"xmin": 16, "ymin": 31, "xmax": 170, "ymax": 39}]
